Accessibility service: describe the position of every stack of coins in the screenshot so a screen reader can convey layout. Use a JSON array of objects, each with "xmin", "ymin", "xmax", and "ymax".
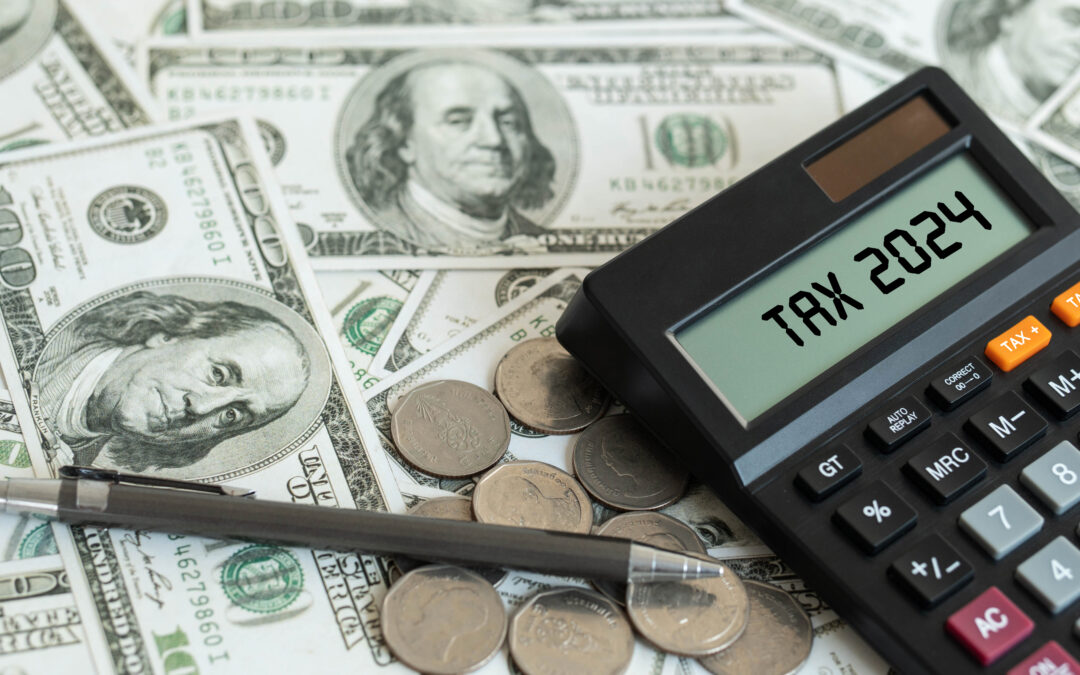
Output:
[{"xmin": 382, "ymin": 338, "xmax": 813, "ymax": 674}]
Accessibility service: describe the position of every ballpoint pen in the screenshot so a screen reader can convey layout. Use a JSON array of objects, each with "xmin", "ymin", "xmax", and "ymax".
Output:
[{"xmin": 0, "ymin": 466, "xmax": 729, "ymax": 583}]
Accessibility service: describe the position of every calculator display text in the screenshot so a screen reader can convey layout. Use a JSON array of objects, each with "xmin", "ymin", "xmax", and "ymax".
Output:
[{"xmin": 675, "ymin": 153, "xmax": 1033, "ymax": 425}]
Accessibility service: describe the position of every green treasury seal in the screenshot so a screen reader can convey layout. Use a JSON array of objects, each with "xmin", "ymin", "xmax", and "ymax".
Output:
[
  {"xmin": 221, "ymin": 545, "xmax": 304, "ymax": 614},
  {"xmin": 343, "ymin": 296, "xmax": 403, "ymax": 356},
  {"xmin": 18, "ymin": 521, "xmax": 57, "ymax": 558},
  {"xmin": 87, "ymin": 186, "xmax": 168, "ymax": 244}
]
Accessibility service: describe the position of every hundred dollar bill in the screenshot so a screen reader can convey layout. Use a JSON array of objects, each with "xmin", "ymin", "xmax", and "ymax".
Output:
[
  {"xmin": 0, "ymin": 554, "xmax": 96, "ymax": 671},
  {"xmin": 67, "ymin": 0, "xmax": 186, "ymax": 65},
  {"xmin": 188, "ymin": 0, "xmax": 727, "ymax": 33},
  {"xmin": 143, "ymin": 32, "xmax": 844, "ymax": 268},
  {"xmin": 1027, "ymin": 70, "xmax": 1080, "ymax": 173},
  {"xmin": 0, "ymin": 388, "xmax": 59, "ymax": 561},
  {"xmin": 371, "ymin": 268, "xmax": 553, "ymax": 375},
  {"xmin": 0, "ymin": 116, "xmax": 404, "ymax": 517},
  {"xmin": 52, "ymin": 524, "xmax": 414, "ymax": 675},
  {"xmin": 726, "ymin": 0, "xmax": 1080, "ymax": 126},
  {"xmin": 0, "ymin": 0, "xmax": 158, "ymax": 152},
  {"xmin": 317, "ymin": 268, "xmax": 423, "ymax": 390}
]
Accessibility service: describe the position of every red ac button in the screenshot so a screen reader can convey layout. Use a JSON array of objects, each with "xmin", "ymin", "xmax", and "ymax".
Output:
[{"xmin": 946, "ymin": 586, "xmax": 1034, "ymax": 665}]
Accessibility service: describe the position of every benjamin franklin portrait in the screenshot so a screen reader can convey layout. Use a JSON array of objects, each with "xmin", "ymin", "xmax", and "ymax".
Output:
[
  {"xmin": 941, "ymin": 0, "xmax": 1080, "ymax": 122},
  {"xmin": 337, "ymin": 50, "xmax": 578, "ymax": 253},
  {"xmin": 32, "ymin": 287, "xmax": 318, "ymax": 475}
]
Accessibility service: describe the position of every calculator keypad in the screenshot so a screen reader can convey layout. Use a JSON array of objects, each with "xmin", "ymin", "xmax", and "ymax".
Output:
[
  {"xmin": 794, "ymin": 445, "xmax": 861, "ymax": 501},
  {"xmin": 946, "ymin": 586, "xmax": 1035, "ymax": 666},
  {"xmin": 833, "ymin": 480, "xmax": 917, "ymax": 554},
  {"xmin": 1006, "ymin": 641, "xmax": 1080, "ymax": 675},
  {"xmin": 777, "ymin": 275, "xmax": 1080, "ymax": 671},
  {"xmin": 889, "ymin": 533, "xmax": 973, "ymax": 608},
  {"xmin": 1024, "ymin": 350, "xmax": 1080, "ymax": 419},
  {"xmin": 865, "ymin": 396, "xmax": 931, "ymax": 452},
  {"xmin": 904, "ymin": 433, "xmax": 986, "ymax": 504},
  {"xmin": 965, "ymin": 392, "xmax": 1048, "ymax": 461},
  {"xmin": 1019, "ymin": 441, "xmax": 1080, "ymax": 515},
  {"xmin": 959, "ymin": 485, "xmax": 1044, "ymax": 561},
  {"xmin": 927, "ymin": 355, "xmax": 993, "ymax": 411},
  {"xmin": 1015, "ymin": 537, "xmax": 1080, "ymax": 614}
]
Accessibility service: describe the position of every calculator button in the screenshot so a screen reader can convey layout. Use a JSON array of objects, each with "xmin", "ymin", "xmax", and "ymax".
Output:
[
  {"xmin": 984, "ymin": 315, "xmax": 1052, "ymax": 372},
  {"xmin": 888, "ymin": 533, "xmax": 973, "ymax": 608},
  {"xmin": 1051, "ymin": 279, "xmax": 1080, "ymax": 327},
  {"xmin": 833, "ymin": 480, "xmax": 916, "ymax": 554},
  {"xmin": 959, "ymin": 485, "xmax": 1044, "ymax": 560},
  {"xmin": 946, "ymin": 586, "xmax": 1034, "ymax": 666},
  {"xmin": 1019, "ymin": 440, "xmax": 1080, "ymax": 515},
  {"xmin": 795, "ymin": 445, "xmax": 861, "ymax": 501},
  {"xmin": 865, "ymin": 396, "xmax": 931, "ymax": 453},
  {"xmin": 1025, "ymin": 350, "xmax": 1080, "ymax": 418},
  {"xmin": 926, "ymin": 355, "xmax": 993, "ymax": 411},
  {"xmin": 1015, "ymin": 536, "xmax": 1080, "ymax": 613},
  {"xmin": 904, "ymin": 434, "xmax": 986, "ymax": 504},
  {"xmin": 1006, "ymin": 641, "xmax": 1080, "ymax": 675},
  {"xmin": 965, "ymin": 392, "xmax": 1047, "ymax": 461}
]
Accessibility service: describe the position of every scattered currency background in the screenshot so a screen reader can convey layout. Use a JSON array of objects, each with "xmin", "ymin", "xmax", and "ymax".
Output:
[{"xmin": 2, "ymin": 0, "xmax": 1076, "ymax": 672}]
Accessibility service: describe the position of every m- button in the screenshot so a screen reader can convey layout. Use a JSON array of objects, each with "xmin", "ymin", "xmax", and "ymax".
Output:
[{"xmin": 985, "ymin": 315, "xmax": 1051, "ymax": 372}]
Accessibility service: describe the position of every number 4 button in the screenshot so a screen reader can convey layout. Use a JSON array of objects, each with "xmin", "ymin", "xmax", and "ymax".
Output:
[{"xmin": 1016, "ymin": 536, "xmax": 1080, "ymax": 613}]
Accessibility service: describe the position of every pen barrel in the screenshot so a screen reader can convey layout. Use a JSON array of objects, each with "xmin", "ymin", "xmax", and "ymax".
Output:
[{"xmin": 57, "ymin": 482, "xmax": 634, "ymax": 581}]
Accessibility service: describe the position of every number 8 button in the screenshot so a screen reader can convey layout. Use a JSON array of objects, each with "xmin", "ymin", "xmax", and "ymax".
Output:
[{"xmin": 1020, "ymin": 441, "xmax": 1080, "ymax": 514}]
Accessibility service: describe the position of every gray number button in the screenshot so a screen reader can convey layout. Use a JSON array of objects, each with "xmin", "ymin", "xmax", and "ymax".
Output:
[
  {"xmin": 1016, "ymin": 536, "xmax": 1080, "ymax": 613},
  {"xmin": 958, "ymin": 485, "xmax": 1043, "ymax": 560},
  {"xmin": 1020, "ymin": 440, "xmax": 1080, "ymax": 514}
]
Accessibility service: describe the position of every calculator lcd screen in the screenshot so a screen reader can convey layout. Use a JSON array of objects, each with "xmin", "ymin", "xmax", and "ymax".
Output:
[{"xmin": 674, "ymin": 152, "xmax": 1034, "ymax": 425}]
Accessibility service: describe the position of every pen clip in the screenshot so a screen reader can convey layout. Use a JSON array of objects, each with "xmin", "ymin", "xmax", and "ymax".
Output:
[{"xmin": 59, "ymin": 466, "xmax": 255, "ymax": 498}]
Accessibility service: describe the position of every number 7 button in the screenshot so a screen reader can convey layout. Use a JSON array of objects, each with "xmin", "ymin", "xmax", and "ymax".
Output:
[{"xmin": 959, "ymin": 485, "xmax": 1043, "ymax": 560}]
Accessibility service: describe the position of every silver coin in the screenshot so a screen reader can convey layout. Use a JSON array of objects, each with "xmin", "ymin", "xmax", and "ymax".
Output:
[
  {"xmin": 473, "ymin": 461, "xmax": 593, "ymax": 534},
  {"xmin": 698, "ymin": 580, "xmax": 813, "ymax": 675},
  {"xmin": 592, "ymin": 512, "xmax": 707, "ymax": 606},
  {"xmin": 390, "ymin": 379, "xmax": 511, "ymax": 477},
  {"xmin": 382, "ymin": 564, "xmax": 507, "ymax": 674},
  {"xmin": 626, "ymin": 554, "xmax": 749, "ymax": 656},
  {"xmin": 494, "ymin": 337, "xmax": 610, "ymax": 434},
  {"xmin": 509, "ymin": 587, "xmax": 634, "ymax": 675},
  {"xmin": 395, "ymin": 497, "xmax": 507, "ymax": 586},
  {"xmin": 573, "ymin": 414, "xmax": 689, "ymax": 510}
]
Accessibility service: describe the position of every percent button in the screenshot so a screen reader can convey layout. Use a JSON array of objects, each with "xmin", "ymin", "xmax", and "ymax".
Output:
[{"xmin": 834, "ymin": 480, "xmax": 918, "ymax": 554}]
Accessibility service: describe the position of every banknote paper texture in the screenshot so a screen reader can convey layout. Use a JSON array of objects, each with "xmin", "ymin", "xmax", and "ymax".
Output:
[
  {"xmin": 0, "ymin": 554, "xmax": 96, "ymax": 670},
  {"xmin": 144, "ymin": 33, "xmax": 843, "ymax": 268},
  {"xmin": 317, "ymin": 268, "xmax": 423, "ymax": 390},
  {"xmin": 727, "ymin": 0, "xmax": 1080, "ymax": 127},
  {"xmin": 0, "ymin": 0, "xmax": 158, "ymax": 151},
  {"xmin": 187, "ymin": 0, "xmax": 727, "ymax": 32},
  {"xmin": 67, "ymin": 0, "xmax": 187, "ymax": 64},
  {"xmin": 371, "ymin": 268, "xmax": 553, "ymax": 375}
]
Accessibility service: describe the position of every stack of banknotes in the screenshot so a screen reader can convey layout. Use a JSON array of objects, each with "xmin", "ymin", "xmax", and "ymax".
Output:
[{"xmin": 0, "ymin": 1, "xmax": 1075, "ymax": 672}]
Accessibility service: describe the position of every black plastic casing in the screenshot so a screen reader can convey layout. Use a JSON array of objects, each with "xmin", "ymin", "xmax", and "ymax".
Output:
[{"xmin": 557, "ymin": 67, "xmax": 1080, "ymax": 673}]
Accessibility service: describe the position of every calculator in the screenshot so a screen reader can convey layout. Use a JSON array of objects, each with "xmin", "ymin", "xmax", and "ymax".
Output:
[{"xmin": 557, "ymin": 67, "xmax": 1080, "ymax": 672}]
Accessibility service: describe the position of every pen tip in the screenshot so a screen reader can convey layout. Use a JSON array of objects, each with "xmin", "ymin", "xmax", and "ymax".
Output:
[{"xmin": 627, "ymin": 544, "xmax": 728, "ymax": 582}]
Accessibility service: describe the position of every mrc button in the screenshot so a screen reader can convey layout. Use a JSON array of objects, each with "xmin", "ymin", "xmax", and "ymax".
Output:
[
  {"xmin": 1024, "ymin": 350, "xmax": 1080, "ymax": 418},
  {"xmin": 926, "ymin": 355, "xmax": 992, "ymax": 410},
  {"xmin": 904, "ymin": 433, "xmax": 986, "ymax": 504},
  {"xmin": 795, "ymin": 445, "xmax": 861, "ymax": 501},
  {"xmin": 865, "ymin": 396, "xmax": 931, "ymax": 452},
  {"xmin": 965, "ymin": 392, "xmax": 1047, "ymax": 461}
]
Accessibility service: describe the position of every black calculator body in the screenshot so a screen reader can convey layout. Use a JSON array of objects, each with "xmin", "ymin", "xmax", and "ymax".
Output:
[{"xmin": 556, "ymin": 67, "xmax": 1080, "ymax": 672}]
